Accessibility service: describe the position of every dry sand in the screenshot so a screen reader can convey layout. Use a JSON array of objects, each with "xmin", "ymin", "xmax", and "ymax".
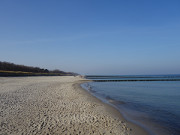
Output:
[{"xmin": 0, "ymin": 76, "xmax": 148, "ymax": 135}]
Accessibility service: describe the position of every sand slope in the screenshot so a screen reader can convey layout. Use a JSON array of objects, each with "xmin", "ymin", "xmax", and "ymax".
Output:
[{"xmin": 0, "ymin": 76, "xmax": 133, "ymax": 135}]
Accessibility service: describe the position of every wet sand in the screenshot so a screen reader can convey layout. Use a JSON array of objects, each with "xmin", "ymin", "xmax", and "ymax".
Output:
[{"xmin": 0, "ymin": 76, "xmax": 148, "ymax": 135}]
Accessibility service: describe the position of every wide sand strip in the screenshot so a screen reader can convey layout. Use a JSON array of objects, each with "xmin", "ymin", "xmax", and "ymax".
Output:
[{"xmin": 0, "ymin": 76, "xmax": 148, "ymax": 135}]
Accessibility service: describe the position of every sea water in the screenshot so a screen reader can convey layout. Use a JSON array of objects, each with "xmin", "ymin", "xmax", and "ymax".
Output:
[{"xmin": 81, "ymin": 75, "xmax": 180, "ymax": 135}]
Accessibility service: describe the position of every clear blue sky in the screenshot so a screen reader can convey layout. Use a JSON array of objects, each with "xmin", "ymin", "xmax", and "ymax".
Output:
[{"xmin": 0, "ymin": 0, "xmax": 180, "ymax": 75}]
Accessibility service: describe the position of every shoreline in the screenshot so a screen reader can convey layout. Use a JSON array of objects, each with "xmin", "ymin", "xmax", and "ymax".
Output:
[
  {"xmin": 0, "ymin": 76, "xmax": 148, "ymax": 134},
  {"xmin": 78, "ymin": 81, "xmax": 150, "ymax": 135},
  {"xmin": 81, "ymin": 80, "xmax": 177, "ymax": 135}
]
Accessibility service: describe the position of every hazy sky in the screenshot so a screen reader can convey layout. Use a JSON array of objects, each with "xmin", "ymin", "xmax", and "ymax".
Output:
[{"xmin": 0, "ymin": 0, "xmax": 180, "ymax": 75}]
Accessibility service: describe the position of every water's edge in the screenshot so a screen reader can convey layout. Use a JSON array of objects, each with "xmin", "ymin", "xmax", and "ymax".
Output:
[{"xmin": 80, "ymin": 82, "xmax": 157, "ymax": 135}]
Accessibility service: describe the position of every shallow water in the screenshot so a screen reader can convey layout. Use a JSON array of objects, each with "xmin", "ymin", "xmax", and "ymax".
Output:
[{"xmin": 82, "ymin": 75, "xmax": 180, "ymax": 135}]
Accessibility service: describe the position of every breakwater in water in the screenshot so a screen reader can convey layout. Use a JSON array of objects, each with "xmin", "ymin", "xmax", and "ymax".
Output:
[{"xmin": 82, "ymin": 75, "xmax": 180, "ymax": 135}]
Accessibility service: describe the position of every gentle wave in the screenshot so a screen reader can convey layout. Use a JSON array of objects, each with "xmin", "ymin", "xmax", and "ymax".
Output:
[{"xmin": 82, "ymin": 75, "xmax": 180, "ymax": 135}]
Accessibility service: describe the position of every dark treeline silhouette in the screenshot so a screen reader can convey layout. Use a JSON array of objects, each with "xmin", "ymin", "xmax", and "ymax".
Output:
[
  {"xmin": 0, "ymin": 61, "xmax": 78, "ymax": 76},
  {"xmin": 0, "ymin": 61, "xmax": 49, "ymax": 73}
]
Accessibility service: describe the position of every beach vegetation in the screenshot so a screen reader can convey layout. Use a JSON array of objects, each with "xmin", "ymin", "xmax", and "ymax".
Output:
[{"xmin": 0, "ymin": 61, "xmax": 78, "ymax": 77}]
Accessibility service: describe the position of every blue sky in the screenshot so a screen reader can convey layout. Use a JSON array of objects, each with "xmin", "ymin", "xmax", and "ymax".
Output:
[{"xmin": 0, "ymin": 0, "xmax": 180, "ymax": 75}]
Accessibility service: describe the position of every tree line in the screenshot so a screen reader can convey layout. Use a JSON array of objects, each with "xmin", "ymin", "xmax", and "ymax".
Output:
[
  {"xmin": 0, "ymin": 61, "xmax": 78, "ymax": 76},
  {"xmin": 0, "ymin": 61, "xmax": 49, "ymax": 73}
]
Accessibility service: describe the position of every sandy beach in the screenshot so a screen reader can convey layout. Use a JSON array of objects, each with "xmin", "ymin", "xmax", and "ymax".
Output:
[{"xmin": 0, "ymin": 76, "xmax": 148, "ymax": 135}]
